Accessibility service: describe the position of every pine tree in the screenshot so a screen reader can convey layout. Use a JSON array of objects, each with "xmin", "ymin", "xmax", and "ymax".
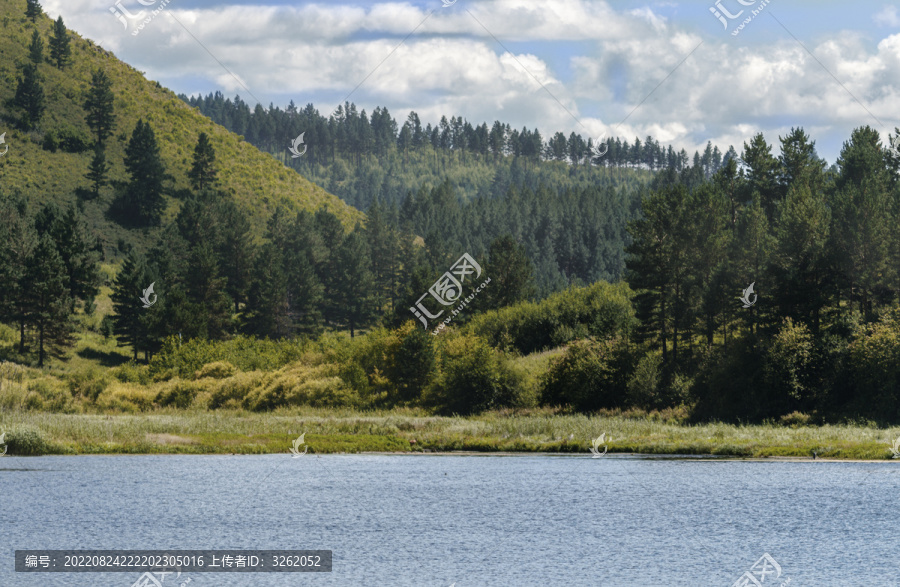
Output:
[
  {"xmin": 85, "ymin": 146, "xmax": 110, "ymax": 199},
  {"xmin": 111, "ymin": 252, "xmax": 152, "ymax": 361},
  {"xmin": 25, "ymin": 0, "xmax": 42, "ymax": 22},
  {"xmin": 184, "ymin": 242, "xmax": 232, "ymax": 340},
  {"xmin": 49, "ymin": 16, "xmax": 70, "ymax": 69},
  {"xmin": 28, "ymin": 30, "xmax": 43, "ymax": 64},
  {"xmin": 13, "ymin": 64, "xmax": 45, "ymax": 130},
  {"xmin": 188, "ymin": 132, "xmax": 218, "ymax": 191},
  {"xmin": 24, "ymin": 237, "xmax": 73, "ymax": 366},
  {"xmin": 244, "ymin": 244, "xmax": 291, "ymax": 337},
  {"xmin": 0, "ymin": 193, "xmax": 37, "ymax": 354},
  {"xmin": 119, "ymin": 119, "xmax": 166, "ymax": 225},
  {"xmin": 483, "ymin": 235, "xmax": 535, "ymax": 310},
  {"xmin": 84, "ymin": 69, "xmax": 116, "ymax": 147},
  {"xmin": 335, "ymin": 227, "xmax": 375, "ymax": 337}
]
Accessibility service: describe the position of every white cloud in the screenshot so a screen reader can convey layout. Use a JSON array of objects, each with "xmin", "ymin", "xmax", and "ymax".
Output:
[
  {"xmin": 40, "ymin": 0, "xmax": 900, "ymax": 162},
  {"xmin": 874, "ymin": 5, "xmax": 900, "ymax": 28}
]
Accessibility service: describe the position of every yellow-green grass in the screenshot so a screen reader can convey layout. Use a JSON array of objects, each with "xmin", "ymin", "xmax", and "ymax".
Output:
[{"xmin": 1, "ymin": 408, "xmax": 898, "ymax": 459}]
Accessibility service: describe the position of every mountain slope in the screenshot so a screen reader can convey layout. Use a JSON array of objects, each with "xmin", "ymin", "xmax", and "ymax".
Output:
[{"xmin": 0, "ymin": 1, "xmax": 362, "ymax": 256}]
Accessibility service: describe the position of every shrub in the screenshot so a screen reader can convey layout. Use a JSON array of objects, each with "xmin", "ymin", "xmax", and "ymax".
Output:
[
  {"xmin": 194, "ymin": 361, "xmax": 236, "ymax": 380},
  {"xmin": 4, "ymin": 426, "xmax": 52, "ymax": 455},
  {"xmin": 26, "ymin": 378, "xmax": 72, "ymax": 412},
  {"xmin": 67, "ymin": 369, "xmax": 109, "ymax": 401},
  {"xmin": 112, "ymin": 360, "xmax": 151, "ymax": 385},
  {"xmin": 780, "ymin": 411, "xmax": 812, "ymax": 427},
  {"xmin": 540, "ymin": 337, "xmax": 631, "ymax": 412},
  {"xmin": 765, "ymin": 318, "xmax": 816, "ymax": 405},
  {"xmin": 425, "ymin": 333, "xmax": 525, "ymax": 415},
  {"xmin": 626, "ymin": 352, "xmax": 662, "ymax": 410},
  {"xmin": 155, "ymin": 380, "xmax": 201, "ymax": 409},
  {"xmin": 468, "ymin": 281, "xmax": 636, "ymax": 354},
  {"xmin": 209, "ymin": 371, "xmax": 266, "ymax": 409},
  {"xmin": 95, "ymin": 383, "xmax": 156, "ymax": 412}
]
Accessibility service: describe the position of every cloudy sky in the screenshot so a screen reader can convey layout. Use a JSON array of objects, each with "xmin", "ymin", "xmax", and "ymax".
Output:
[{"xmin": 42, "ymin": 0, "xmax": 900, "ymax": 163}]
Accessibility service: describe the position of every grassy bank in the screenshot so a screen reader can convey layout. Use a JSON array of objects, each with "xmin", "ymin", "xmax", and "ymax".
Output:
[{"xmin": 1, "ymin": 407, "xmax": 899, "ymax": 459}]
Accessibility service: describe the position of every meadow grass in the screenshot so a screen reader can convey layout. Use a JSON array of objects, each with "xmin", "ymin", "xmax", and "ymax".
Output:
[{"xmin": 1, "ymin": 407, "xmax": 898, "ymax": 459}]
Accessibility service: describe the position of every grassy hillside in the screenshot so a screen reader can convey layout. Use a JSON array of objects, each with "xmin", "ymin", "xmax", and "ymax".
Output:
[{"xmin": 0, "ymin": 1, "xmax": 362, "ymax": 257}]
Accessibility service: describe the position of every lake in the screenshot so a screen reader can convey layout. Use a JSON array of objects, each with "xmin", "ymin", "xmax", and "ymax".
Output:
[{"xmin": 2, "ymin": 454, "xmax": 899, "ymax": 586}]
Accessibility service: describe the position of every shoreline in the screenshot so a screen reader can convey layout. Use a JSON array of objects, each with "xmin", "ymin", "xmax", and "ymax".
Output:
[{"xmin": 2, "ymin": 410, "xmax": 899, "ymax": 460}]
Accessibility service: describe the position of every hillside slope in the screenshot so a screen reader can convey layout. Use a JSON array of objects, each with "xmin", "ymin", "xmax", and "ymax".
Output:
[{"xmin": 0, "ymin": 1, "xmax": 362, "ymax": 256}]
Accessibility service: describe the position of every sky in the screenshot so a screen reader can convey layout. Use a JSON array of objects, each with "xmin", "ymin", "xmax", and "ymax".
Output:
[{"xmin": 41, "ymin": 0, "xmax": 900, "ymax": 164}]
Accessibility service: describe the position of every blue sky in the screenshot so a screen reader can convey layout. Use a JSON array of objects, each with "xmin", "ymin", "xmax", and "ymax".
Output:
[{"xmin": 44, "ymin": 0, "xmax": 900, "ymax": 163}]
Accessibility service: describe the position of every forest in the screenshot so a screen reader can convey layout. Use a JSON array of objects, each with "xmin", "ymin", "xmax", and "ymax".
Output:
[{"xmin": 3, "ymin": 1, "xmax": 900, "ymax": 425}]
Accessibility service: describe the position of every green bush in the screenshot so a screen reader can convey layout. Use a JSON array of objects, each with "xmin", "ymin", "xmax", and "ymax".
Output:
[
  {"xmin": 844, "ymin": 310, "xmax": 900, "ymax": 421},
  {"xmin": 112, "ymin": 360, "xmax": 151, "ymax": 385},
  {"xmin": 468, "ymin": 281, "xmax": 636, "ymax": 354},
  {"xmin": 67, "ymin": 369, "xmax": 109, "ymax": 401},
  {"xmin": 149, "ymin": 336, "xmax": 307, "ymax": 379},
  {"xmin": 194, "ymin": 361, "xmax": 236, "ymax": 380},
  {"xmin": 209, "ymin": 371, "xmax": 265, "ymax": 409},
  {"xmin": 626, "ymin": 352, "xmax": 662, "ymax": 410},
  {"xmin": 425, "ymin": 333, "xmax": 525, "ymax": 415},
  {"xmin": 540, "ymin": 337, "xmax": 631, "ymax": 412},
  {"xmin": 4, "ymin": 426, "xmax": 52, "ymax": 455},
  {"xmin": 155, "ymin": 380, "xmax": 200, "ymax": 409}
]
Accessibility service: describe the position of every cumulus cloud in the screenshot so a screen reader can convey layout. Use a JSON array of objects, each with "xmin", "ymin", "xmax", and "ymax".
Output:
[{"xmin": 40, "ymin": 0, "xmax": 900, "ymax": 161}]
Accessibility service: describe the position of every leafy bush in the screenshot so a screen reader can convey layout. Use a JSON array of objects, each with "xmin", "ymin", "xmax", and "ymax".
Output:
[
  {"xmin": 4, "ymin": 426, "xmax": 52, "ymax": 455},
  {"xmin": 626, "ymin": 352, "xmax": 662, "ymax": 410},
  {"xmin": 67, "ymin": 369, "xmax": 109, "ymax": 401},
  {"xmin": 425, "ymin": 333, "xmax": 525, "ymax": 415},
  {"xmin": 540, "ymin": 337, "xmax": 631, "ymax": 412},
  {"xmin": 780, "ymin": 411, "xmax": 812, "ymax": 427},
  {"xmin": 468, "ymin": 281, "xmax": 636, "ymax": 354},
  {"xmin": 95, "ymin": 383, "xmax": 156, "ymax": 412},
  {"xmin": 155, "ymin": 380, "xmax": 201, "ymax": 409},
  {"xmin": 149, "ymin": 336, "xmax": 307, "ymax": 379},
  {"xmin": 765, "ymin": 318, "xmax": 817, "ymax": 405},
  {"xmin": 209, "ymin": 371, "xmax": 266, "ymax": 409},
  {"xmin": 26, "ymin": 379, "xmax": 73, "ymax": 412},
  {"xmin": 844, "ymin": 311, "xmax": 900, "ymax": 421},
  {"xmin": 112, "ymin": 360, "xmax": 151, "ymax": 385},
  {"xmin": 194, "ymin": 361, "xmax": 236, "ymax": 380}
]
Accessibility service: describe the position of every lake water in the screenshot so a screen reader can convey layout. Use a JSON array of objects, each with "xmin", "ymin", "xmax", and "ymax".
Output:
[{"xmin": 2, "ymin": 453, "xmax": 899, "ymax": 586}]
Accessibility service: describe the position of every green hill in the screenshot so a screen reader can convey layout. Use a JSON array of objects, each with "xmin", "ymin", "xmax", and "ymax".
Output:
[{"xmin": 0, "ymin": 1, "xmax": 362, "ymax": 257}]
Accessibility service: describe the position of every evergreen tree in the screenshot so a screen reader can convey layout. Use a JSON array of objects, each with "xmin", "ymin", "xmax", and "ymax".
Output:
[
  {"xmin": 111, "ymin": 252, "xmax": 151, "ymax": 360},
  {"xmin": 0, "ymin": 193, "xmax": 37, "ymax": 353},
  {"xmin": 13, "ymin": 64, "xmax": 45, "ymax": 130},
  {"xmin": 24, "ymin": 237, "xmax": 73, "ymax": 366},
  {"xmin": 84, "ymin": 69, "xmax": 116, "ymax": 147},
  {"xmin": 483, "ymin": 235, "xmax": 535, "ymax": 310},
  {"xmin": 28, "ymin": 30, "xmax": 43, "ymax": 64},
  {"xmin": 335, "ymin": 227, "xmax": 376, "ymax": 337},
  {"xmin": 119, "ymin": 119, "xmax": 166, "ymax": 225},
  {"xmin": 187, "ymin": 132, "xmax": 218, "ymax": 191},
  {"xmin": 243, "ymin": 244, "xmax": 291, "ymax": 337},
  {"xmin": 85, "ymin": 146, "xmax": 109, "ymax": 199},
  {"xmin": 25, "ymin": 0, "xmax": 42, "ymax": 22},
  {"xmin": 49, "ymin": 16, "xmax": 71, "ymax": 69},
  {"xmin": 184, "ymin": 242, "xmax": 232, "ymax": 340},
  {"xmin": 35, "ymin": 205, "xmax": 101, "ymax": 307}
]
